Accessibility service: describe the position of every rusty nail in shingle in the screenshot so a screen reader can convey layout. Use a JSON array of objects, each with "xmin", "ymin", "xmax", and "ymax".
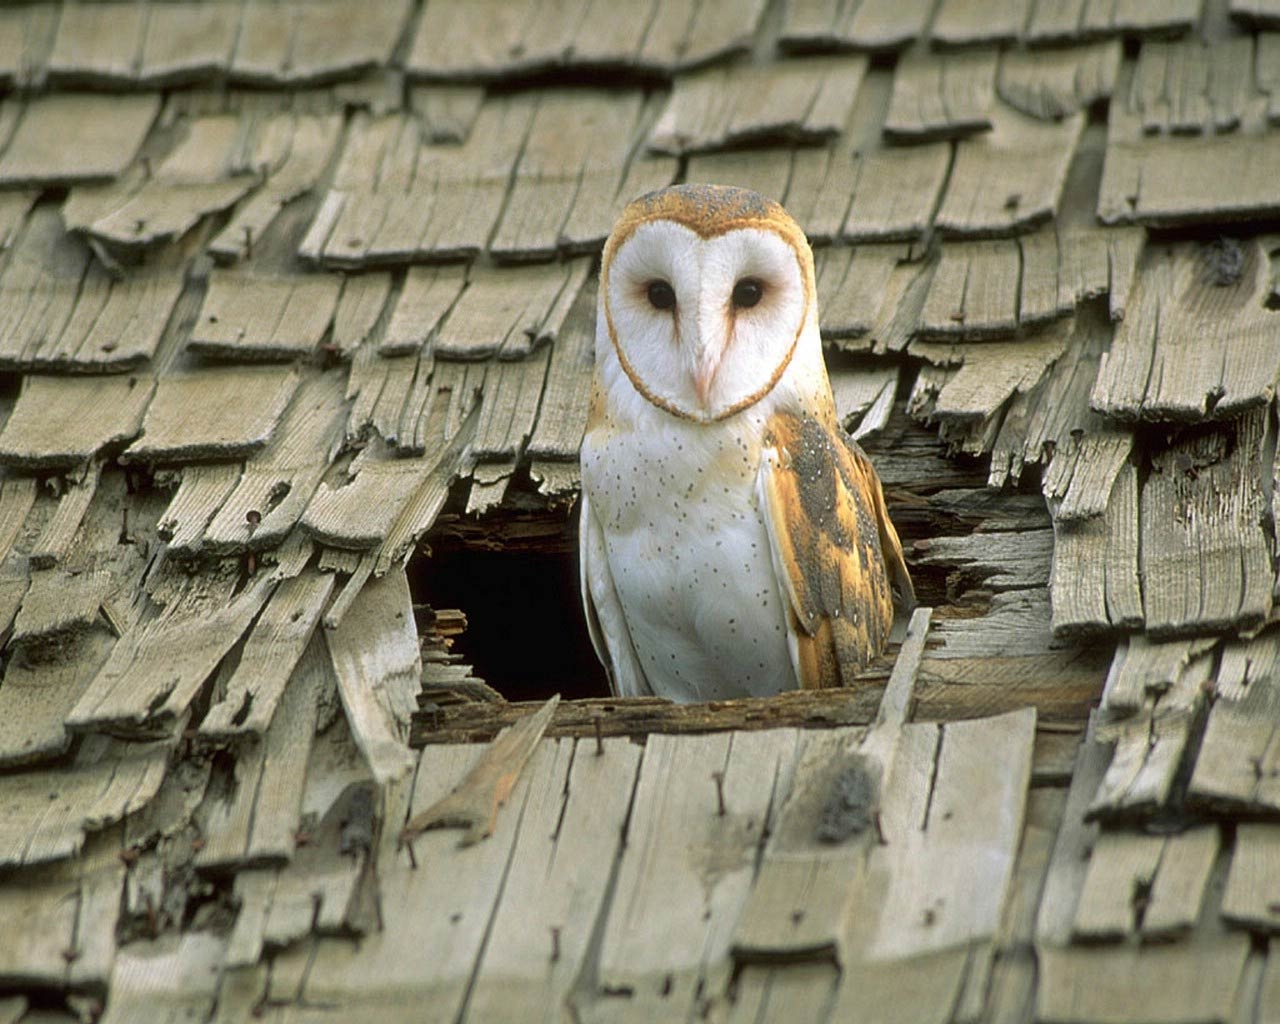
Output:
[
  {"xmin": 246, "ymin": 509, "xmax": 261, "ymax": 534},
  {"xmin": 550, "ymin": 926, "xmax": 561, "ymax": 962},
  {"xmin": 243, "ymin": 225, "xmax": 253, "ymax": 259},
  {"xmin": 712, "ymin": 771, "xmax": 726, "ymax": 817},
  {"xmin": 405, "ymin": 841, "xmax": 418, "ymax": 870}
]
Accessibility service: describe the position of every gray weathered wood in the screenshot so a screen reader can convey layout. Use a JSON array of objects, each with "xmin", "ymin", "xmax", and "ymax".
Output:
[
  {"xmin": 0, "ymin": 93, "xmax": 159, "ymax": 184},
  {"xmin": 381, "ymin": 263, "xmax": 468, "ymax": 355},
  {"xmin": 1071, "ymin": 830, "xmax": 1166, "ymax": 939},
  {"xmin": 1092, "ymin": 240, "xmax": 1280, "ymax": 422},
  {"xmin": 936, "ymin": 108, "xmax": 1084, "ymax": 238},
  {"xmin": 201, "ymin": 570, "xmax": 336, "ymax": 738},
  {"xmin": 932, "ymin": 0, "xmax": 1030, "ymax": 46},
  {"xmin": 0, "ymin": 743, "xmax": 168, "ymax": 867},
  {"xmin": 200, "ymin": 370, "xmax": 350, "ymax": 554},
  {"xmin": 98, "ymin": 933, "xmax": 226, "ymax": 1024},
  {"xmin": 299, "ymin": 743, "xmax": 524, "ymax": 1018},
  {"xmin": 123, "ymin": 366, "xmax": 300, "ymax": 465},
  {"xmin": 650, "ymin": 57, "xmax": 867, "ymax": 155},
  {"xmin": 1189, "ymin": 634, "xmax": 1280, "ymax": 814},
  {"xmin": 67, "ymin": 565, "xmax": 277, "ymax": 737},
  {"xmin": 189, "ymin": 272, "xmax": 343, "ymax": 360},
  {"xmin": 781, "ymin": 0, "xmax": 933, "ymax": 50},
  {"xmin": 918, "ymin": 240, "xmax": 1021, "ymax": 339},
  {"xmin": 1088, "ymin": 650, "xmax": 1213, "ymax": 822},
  {"xmin": 466, "ymin": 737, "xmax": 644, "ymax": 1022},
  {"xmin": 998, "ymin": 40, "xmax": 1122, "ymax": 119},
  {"xmin": 0, "ymin": 375, "xmax": 153, "ymax": 470},
  {"xmin": 324, "ymin": 569, "xmax": 419, "ymax": 784},
  {"xmin": 732, "ymin": 607, "xmax": 931, "ymax": 963},
  {"xmin": 1221, "ymin": 824, "xmax": 1280, "ymax": 933},
  {"xmin": 197, "ymin": 634, "xmax": 329, "ymax": 868},
  {"xmin": 1143, "ymin": 826, "xmax": 1221, "ymax": 940},
  {"xmin": 885, "ymin": 47, "xmax": 997, "ymax": 140},
  {"xmin": 585, "ymin": 730, "xmax": 799, "ymax": 1021},
  {"xmin": 1140, "ymin": 409, "xmax": 1272, "ymax": 636}
]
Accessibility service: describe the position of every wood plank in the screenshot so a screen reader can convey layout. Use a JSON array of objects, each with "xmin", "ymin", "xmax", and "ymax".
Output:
[
  {"xmin": 1037, "ymin": 936, "xmax": 1251, "ymax": 1024},
  {"xmin": 1221, "ymin": 823, "xmax": 1280, "ymax": 933},
  {"xmin": 200, "ymin": 571, "xmax": 336, "ymax": 738},
  {"xmin": 1087, "ymin": 652, "xmax": 1213, "ymax": 822},
  {"xmin": 999, "ymin": 40, "xmax": 1122, "ymax": 119},
  {"xmin": 1143, "ymin": 826, "xmax": 1221, "ymax": 939},
  {"xmin": 122, "ymin": 366, "xmax": 300, "ymax": 465},
  {"xmin": 471, "ymin": 348, "xmax": 553, "ymax": 461},
  {"xmin": 156, "ymin": 463, "xmax": 243, "ymax": 552},
  {"xmin": 1099, "ymin": 131, "xmax": 1280, "ymax": 227},
  {"xmin": 525, "ymin": 288, "xmax": 595, "ymax": 462},
  {"xmin": 936, "ymin": 108, "xmax": 1084, "ymax": 238},
  {"xmin": 913, "ymin": 326, "xmax": 1072, "ymax": 421},
  {"xmin": 98, "ymin": 933, "xmax": 226, "ymax": 1024},
  {"xmin": 863, "ymin": 709, "xmax": 1037, "ymax": 958},
  {"xmin": 0, "ymin": 832, "xmax": 125, "ymax": 991},
  {"xmin": 918, "ymin": 240, "xmax": 1021, "ymax": 339},
  {"xmin": 435, "ymin": 261, "xmax": 590, "ymax": 360},
  {"xmin": 1100, "ymin": 635, "xmax": 1218, "ymax": 714},
  {"xmin": 1049, "ymin": 461, "xmax": 1144, "ymax": 637},
  {"xmin": 465, "ymin": 737, "xmax": 644, "ymax": 1022},
  {"xmin": 381, "ymin": 263, "xmax": 468, "ymax": 355},
  {"xmin": 0, "ymin": 93, "xmax": 159, "ymax": 184},
  {"xmin": 493, "ymin": 91, "xmax": 647, "ymax": 261},
  {"xmin": 815, "ymin": 246, "xmax": 902, "ymax": 340},
  {"xmin": 0, "ymin": 375, "xmax": 153, "ymax": 470},
  {"xmin": 1092, "ymin": 240, "xmax": 1280, "ymax": 422},
  {"xmin": 781, "ymin": 0, "xmax": 933, "ymax": 50},
  {"xmin": 189, "ymin": 272, "xmax": 343, "ymax": 360},
  {"xmin": 932, "ymin": 0, "xmax": 1030, "ymax": 47},
  {"xmin": 285, "ymin": 0, "xmax": 410, "ymax": 84},
  {"xmin": 324, "ymin": 569, "xmax": 420, "ymax": 784},
  {"xmin": 587, "ymin": 730, "xmax": 799, "ymax": 1021},
  {"xmin": 0, "ymin": 628, "xmax": 116, "ymax": 769},
  {"xmin": 138, "ymin": 3, "xmax": 239, "ymax": 85},
  {"xmin": 209, "ymin": 112, "xmax": 346, "ymax": 262},
  {"xmin": 732, "ymin": 607, "xmax": 931, "ymax": 963},
  {"xmin": 302, "ymin": 449, "xmax": 439, "ymax": 551},
  {"xmin": 1139, "ymin": 409, "xmax": 1272, "ymax": 636},
  {"xmin": 0, "ymin": 743, "xmax": 168, "ymax": 867},
  {"xmin": 28, "ymin": 460, "xmax": 102, "ymax": 570},
  {"xmin": 299, "ymin": 743, "xmax": 525, "ymax": 1018},
  {"xmin": 649, "ymin": 57, "xmax": 867, "ymax": 154},
  {"xmin": 1071, "ymin": 830, "xmax": 1166, "ymax": 939},
  {"xmin": 0, "ymin": 206, "xmax": 92, "ymax": 371},
  {"xmin": 1188, "ymin": 635, "xmax": 1280, "ymax": 814},
  {"xmin": 885, "ymin": 47, "xmax": 997, "ymax": 140},
  {"xmin": 1035, "ymin": 723, "xmax": 1111, "ymax": 945},
  {"xmin": 201, "ymin": 370, "xmax": 350, "ymax": 554},
  {"xmin": 66, "ymin": 566, "xmax": 277, "ymax": 738},
  {"xmin": 196, "ymin": 634, "xmax": 329, "ymax": 868}
]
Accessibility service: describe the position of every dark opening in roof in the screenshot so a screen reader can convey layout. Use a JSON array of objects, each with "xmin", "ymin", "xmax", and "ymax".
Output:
[{"xmin": 411, "ymin": 520, "xmax": 610, "ymax": 703}]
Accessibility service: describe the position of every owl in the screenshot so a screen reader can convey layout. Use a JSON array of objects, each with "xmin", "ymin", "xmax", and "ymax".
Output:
[{"xmin": 579, "ymin": 184, "xmax": 914, "ymax": 702}]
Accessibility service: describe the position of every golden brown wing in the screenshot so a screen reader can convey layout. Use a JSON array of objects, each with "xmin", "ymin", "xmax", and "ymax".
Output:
[{"xmin": 757, "ymin": 411, "xmax": 914, "ymax": 689}]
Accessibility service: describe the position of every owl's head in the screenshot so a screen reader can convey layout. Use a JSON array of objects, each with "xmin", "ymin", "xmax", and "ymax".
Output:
[{"xmin": 599, "ymin": 184, "xmax": 817, "ymax": 423}]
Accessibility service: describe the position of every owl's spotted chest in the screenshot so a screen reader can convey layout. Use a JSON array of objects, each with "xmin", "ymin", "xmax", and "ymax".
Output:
[{"xmin": 581, "ymin": 417, "xmax": 797, "ymax": 701}]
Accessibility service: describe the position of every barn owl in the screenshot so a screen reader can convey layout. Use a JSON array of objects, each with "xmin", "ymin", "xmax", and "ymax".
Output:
[{"xmin": 580, "ymin": 184, "xmax": 914, "ymax": 702}]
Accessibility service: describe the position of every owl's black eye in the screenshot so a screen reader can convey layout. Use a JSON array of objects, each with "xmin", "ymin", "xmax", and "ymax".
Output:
[
  {"xmin": 732, "ymin": 278, "xmax": 764, "ymax": 309},
  {"xmin": 646, "ymin": 280, "xmax": 676, "ymax": 310}
]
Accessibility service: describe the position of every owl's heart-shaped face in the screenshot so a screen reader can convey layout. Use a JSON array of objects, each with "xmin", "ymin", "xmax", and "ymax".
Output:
[{"xmin": 602, "ymin": 218, "xmax": 812, "ymax": 423}]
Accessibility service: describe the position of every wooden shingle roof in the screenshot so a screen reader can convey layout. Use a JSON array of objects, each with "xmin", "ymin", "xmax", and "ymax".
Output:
[{"xmin": 1, "ymin": 2, "xmax": 1280, "ymax": 1022}]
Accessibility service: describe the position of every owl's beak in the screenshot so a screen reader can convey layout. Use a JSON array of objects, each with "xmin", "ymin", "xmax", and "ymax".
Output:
[
  {"xmin": 690, "ymin": 308, "xmax": 725, "ymax": 407},
  {"xmin": 693, "ymin": 357, "xmax": 720, "ymax": 406}
]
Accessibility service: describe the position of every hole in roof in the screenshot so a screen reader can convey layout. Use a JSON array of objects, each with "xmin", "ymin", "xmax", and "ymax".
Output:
[{"xmin": 410, "ymin": 503, "xmax": 609, "ymax": 702}]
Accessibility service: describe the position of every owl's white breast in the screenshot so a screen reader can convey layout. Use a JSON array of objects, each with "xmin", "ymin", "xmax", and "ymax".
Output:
[{"xmin": 581, "ymin": 367, "xmax": 800, "ymax": 700}]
